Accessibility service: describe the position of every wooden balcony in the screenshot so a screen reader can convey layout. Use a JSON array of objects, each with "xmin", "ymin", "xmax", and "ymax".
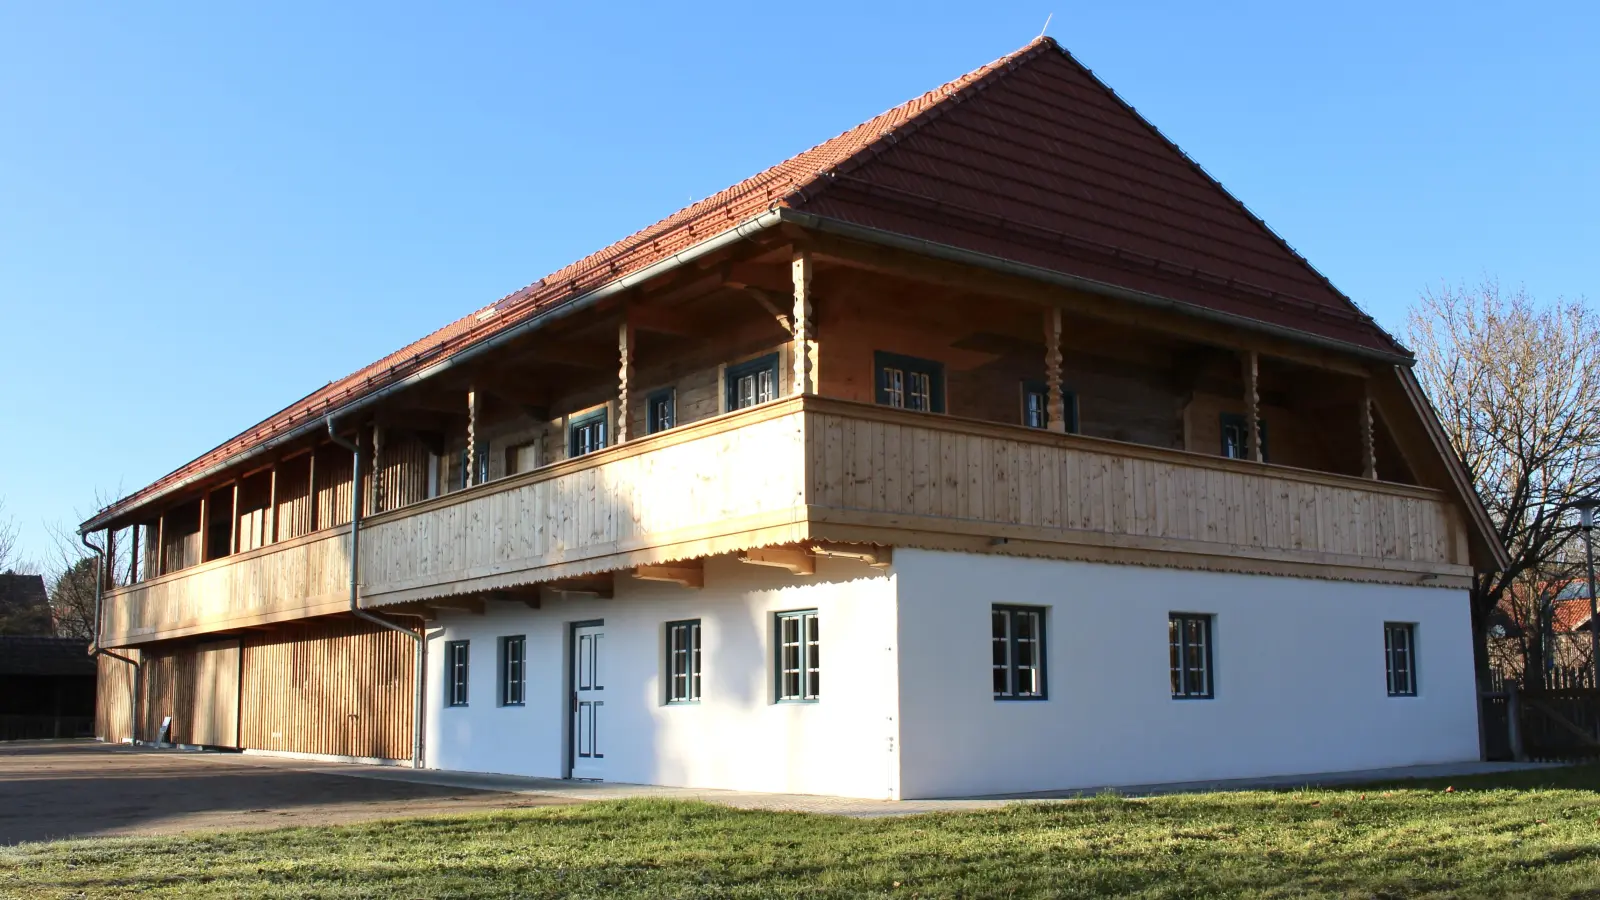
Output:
[{"xmin": 100, "ymin": 396, "xmax": 1468, "ymax": 647}]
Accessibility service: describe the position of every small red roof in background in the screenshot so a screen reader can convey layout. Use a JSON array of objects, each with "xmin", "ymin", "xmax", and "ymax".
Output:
[{"xmin": 89, "ymin": 36, "xmax": 1406, "ymax": 526}]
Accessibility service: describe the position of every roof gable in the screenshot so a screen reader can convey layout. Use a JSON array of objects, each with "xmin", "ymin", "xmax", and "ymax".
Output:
[{"xmin": 790, "ymin": 39, "xmax": 1402, "ymax": 355}]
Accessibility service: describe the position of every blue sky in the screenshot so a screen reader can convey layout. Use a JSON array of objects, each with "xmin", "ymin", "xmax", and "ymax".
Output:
[{"xmin": 1, "ymin": 2, "xmax": 1595, "ymax": 568}]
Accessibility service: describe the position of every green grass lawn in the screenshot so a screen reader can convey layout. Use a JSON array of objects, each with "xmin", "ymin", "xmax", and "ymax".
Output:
[{"xmin": 6, "ymin": 767, "xmax": 1600, "ymax": 899}]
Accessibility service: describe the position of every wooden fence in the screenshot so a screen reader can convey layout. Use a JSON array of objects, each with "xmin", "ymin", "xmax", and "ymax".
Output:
[{"xmin": 1485, "ymin": 686, "xmax": 1600, "ymax": 761}]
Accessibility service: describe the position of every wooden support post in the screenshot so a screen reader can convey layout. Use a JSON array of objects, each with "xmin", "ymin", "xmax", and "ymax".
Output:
[
  {"xmin": 229, "ymin": 482, "xmax": 240, "ymax": 555},
  {"xmin": 307, "ymin": 448, "xmax": 319, "ymax": 532},
  {"xmin": 129, "ymin": 523, "xmax": 140, "ymax": 585},
  {"xmin": 633, "ymin": 561, "xmax": 705, "ymax": 588},
  {"xmin": 155, "ymin": 514, "xmax": 166, "ymax": 577},
  {"xmin": 266, "ymin": 464, "xmax": 278, "ymax": 544},
  {"xmin": 738, "ymin": 545, "xmax": 816, "ymax": 575},
  {"xmin": 791, "ymin": 251, "xmax": 815, "ymax": 395},
  {"xmin": 618, "ymin": 318, "xmax": 635, "ymax": 443},
  {"xmin": 197, "ymin": 492, "xmax": 209, "ymax": 564},
  {"xmin": 1507, "ymin": 685, "xmax": 1526, "ymax": 761},
  {"xmin": 103, "ymin": 528, "xmax": 116, "ymax": 591},
  {"xmin": 1360, "ymin": 380, "xmax": 1377, "ymax": 480},
  {"xmin": 1242, "ymin": 350, "xmax": 1263, "ymax": 463},
  {"xmin": 1044, "ymin": 307, "xmax": 1066, "ymax": 434},
  {"xmin": 466, "ymin": 387, "xmax": 480, "ymax": 488}
]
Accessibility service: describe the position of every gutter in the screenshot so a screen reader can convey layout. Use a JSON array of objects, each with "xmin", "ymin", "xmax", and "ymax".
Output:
[
  {"xmin": 81, "ymin": 533, "xmax": 141, "ymax": 743},
  {"xmin": 326, "ymin": 416, "xmax": 427, "ymax": 769},
  {"xmin": 771, "ymin": 208, "xmax": 1415, "ymax": 367},
  {"xmin": 80, "ymin": 209, "xmax": 790, "ymax": 533}
]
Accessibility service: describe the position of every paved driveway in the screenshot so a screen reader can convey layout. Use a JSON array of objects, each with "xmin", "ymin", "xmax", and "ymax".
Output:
[{"xmin": 0, "ymin": 742, "xmax": 568, "ymax": 845}]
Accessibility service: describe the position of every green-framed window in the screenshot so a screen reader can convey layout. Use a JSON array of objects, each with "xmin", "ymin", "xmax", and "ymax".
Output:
[
  {"xmin": 775, "ymin": 610, "xmax": 819, "ymax": 702},
  {"xmin": 666, "ymin": 619, "xmax": 701, "ymax": 703},
  {"xmin": 1021, "ymin": 381, "xmax": 1078, "ymax": 433},
  {"xmin": 445, "ymin": 640, "xmax": 470, "ymax": 707},
  {"xmin": 1220, "ymin": 413, "xmax": 1268, "ymax": 462},
  {"xmin": 647, "ymin": 389, "xmax": 676, "ymax": 434},
  {"xmin": 726, "ymin": 353, "xmax": 780, "ymax": 410},
  {"xmin": 569, "ymin": 409, "xmax": 608, "ymax": 457},
  {"xmin": 499, "ymin": 635, "xmax": 526, "ymax": 706},
  {"xmin": 1385, "ymin": 622, "xmax": 1417, "ymax": 696},
  {"xmin": 992, "ymin": 605, "xmax": 1047, "ymax": 699},
  {"xmin": 1169, "ymin": 613, "xmax": 1213, "ymax": 699},
  {"xmin": 875, "ymin": 351, "xmax": 944, "ymax": 413}
]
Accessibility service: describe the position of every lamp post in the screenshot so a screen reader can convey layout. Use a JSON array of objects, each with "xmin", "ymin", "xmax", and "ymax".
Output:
[{"xmin": 1573, "ymin": 498, "xmax": 1600, "ymax": 690}]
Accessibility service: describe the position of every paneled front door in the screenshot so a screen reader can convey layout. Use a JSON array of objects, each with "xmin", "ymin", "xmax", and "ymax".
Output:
[{"xmin": 570, "ymin": 622, "xmax": 605, "ymax": 779}]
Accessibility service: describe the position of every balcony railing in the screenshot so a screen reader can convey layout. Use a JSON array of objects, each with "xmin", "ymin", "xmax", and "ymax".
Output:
[{"xmin": 100, "ymin": 396, "xmax": 1465, "ymax": 646}]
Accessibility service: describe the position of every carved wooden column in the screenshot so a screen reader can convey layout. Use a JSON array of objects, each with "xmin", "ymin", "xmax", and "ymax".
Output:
[
  {"xmin": 1360, "ymin": 380, "xmax": 1377, "ymax": 480},
  {"xmin": 618, "ymin": 318, "xmax": 635, "ymax": 443},
  {"xmin": 371, "ymin": 425, "xmax": 386, "ymax": 514},
  {"xmin": 792, "ymin": 251, "xmax": 815, "ymax": 395},
  {"xmin": 1044, "ymin": 307, "xmax": 1066, "ymax": 433},
  {"xmin": 1242, "ymin": 350, "xmax": 1263, "ymax": 462},
  {"xmin": 466, "ymin": 388, "xmax": 481, "ymax": 487}
]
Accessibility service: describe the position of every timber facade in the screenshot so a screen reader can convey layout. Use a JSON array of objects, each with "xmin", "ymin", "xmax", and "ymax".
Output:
[{"xmin": 85, "ymin": 38, "xmax": 1505, "ymax": 795}]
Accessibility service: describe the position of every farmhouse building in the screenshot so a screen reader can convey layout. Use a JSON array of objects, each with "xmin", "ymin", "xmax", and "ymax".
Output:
[{"xmin": 83, "ymin": 37, "xmax": 1506, "ymax": 799}]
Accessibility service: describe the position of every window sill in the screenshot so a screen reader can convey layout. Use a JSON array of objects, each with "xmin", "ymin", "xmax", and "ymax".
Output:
[
  {"xmin": 775, "ymin": 699, "xmax": 819, "ymax": 705},
  {"xmin": 1171, "ymin": 695, "xmax": 1214, "ymax": 701},
  {"xmin": 994, "ymin": 695, "xmax": 1048, "ymax": 702},
  {"xmin": 664, "ymin": 699, "xmax": 701, "ymax": 706}
]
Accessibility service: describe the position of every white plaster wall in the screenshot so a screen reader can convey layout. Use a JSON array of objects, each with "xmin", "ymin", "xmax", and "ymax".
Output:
[
  {"xmin": 894, "ymin": 549, "xmax": 1480, "ymax": 799},
  {"xmin": 422, "ymin": 555, "xmax": 899, "ymax": 799}
]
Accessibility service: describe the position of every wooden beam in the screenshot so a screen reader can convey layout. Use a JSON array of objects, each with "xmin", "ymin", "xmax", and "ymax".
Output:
[
  {"xmin": 1044, "ymin": 307, "xmax": 1066, "ymax": 434},
  {"xmin": 726, "ymin": 283, "xmax": 793, "ymax": 333},
  {"xmin": 430, "ymin": 596, "xmax": 486, "ymax": 615},
  {"xmin": 626, "ymin": 304, "xmax": 698, "ymax": 337},
  {"xmin": 306, "ymin": 448, "xmax": 318, "ymax": 532},
  {"xmin": 792, "ymin": 250, "xmax": 815, "ymax": 395},
  {"xmin": 738, "ymin": 545, "xmax": 815, "ymax": 575},
  {"xmin": 617, "ymin": 318, "xmax": 635, "ymax": 444},
  {"xmin": 197, "ymin": 492, "xmax": 209, "ymax": 563},
  {"xmin": 633, "ymin": 562, "xmax": 705, "ymax": 588},
  {"xmin": 1361, "ymin": 379, "xmax": 1377, "ymax": 480},
  {"xmin": 128, "ymin": 523, "xmax": 140, "ymax": 585},
  {"xmin": 1242, "ymin": 350, "xmax": 1263, "ymax": 463},
  {"xmin": 810, "ymin": 542, "xmax": 893, "ymax": 569},
  {"xmin": 155, "ymin": 514, "xmax": 165, "ymax": 577},
  {"xmin": 103, "ymin": 528, "xmax": 116, "ymax": 591}
]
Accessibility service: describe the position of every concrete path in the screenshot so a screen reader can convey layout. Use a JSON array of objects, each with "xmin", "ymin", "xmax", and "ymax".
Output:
[{"xmin": 241, "ymin": 751, "xmax": 1565, "ymax": 819}]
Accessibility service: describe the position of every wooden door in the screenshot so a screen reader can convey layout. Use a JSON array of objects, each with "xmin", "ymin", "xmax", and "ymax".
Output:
[{"xmin": 570, "ymin": 622, "xmax": 605, "ymax": 779}]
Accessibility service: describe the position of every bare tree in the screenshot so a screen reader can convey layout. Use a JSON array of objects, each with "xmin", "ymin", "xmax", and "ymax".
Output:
[
  {"xmin": 0, "ymin": 499, "xmax": 15, "ymax": 574},
  {"xmin": 1408, "ymin": 280, "xmax": 1600, "ymax": 689}
]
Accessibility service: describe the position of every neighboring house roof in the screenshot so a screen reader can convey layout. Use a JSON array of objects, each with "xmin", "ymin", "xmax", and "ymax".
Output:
[
  {"xmin": 85, "ymin": 36, "xmax": 1408, "ymax": 530},
  {"xmin": 0, "ymin": 636, "xmax": 94, "ymax": 677},
  {"xmin": 0, "ymin": 573, "xmax": 52, "ymax": 637},
  {"xmin": 1494, "ymin": 580, "xmax": 1595, "ymax": 635}
]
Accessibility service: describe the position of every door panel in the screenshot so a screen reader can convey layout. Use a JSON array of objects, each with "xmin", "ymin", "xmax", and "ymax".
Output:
[{"xmin": 571, "ymin": 624, "xmax": 604, "ymax": 779}]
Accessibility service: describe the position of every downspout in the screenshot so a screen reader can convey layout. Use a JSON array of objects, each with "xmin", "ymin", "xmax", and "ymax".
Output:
[
  {"xmin": 81, "ymin": 533, "xmax": 141, "ymax": 744},
  {"xmin": 326, "ymin": 416, "xmax": 427, "ymax": 769}
]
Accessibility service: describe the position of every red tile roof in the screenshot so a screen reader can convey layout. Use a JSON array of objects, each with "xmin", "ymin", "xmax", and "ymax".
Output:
[{"xmin": 86, "ymin": 36, "xmax": 1405, "ymax": 528}]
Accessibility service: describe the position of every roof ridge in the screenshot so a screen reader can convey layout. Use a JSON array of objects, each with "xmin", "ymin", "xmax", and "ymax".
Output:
[{"xmin": 1044, "ymin": 45, "xmax": 1406, "ymax": 356}]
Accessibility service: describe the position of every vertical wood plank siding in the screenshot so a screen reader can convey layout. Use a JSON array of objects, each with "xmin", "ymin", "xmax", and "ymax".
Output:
[
  {"xmin": 239, "ymin": 617, "xmax": 414, "ymax": 761},
  {"xmin": 95, "ymin": 651, "xmax": 139, "ymax": 744},
  {"xmin": 136, "ymin": 640, "xmax": 241, "ymax": 747},
  {"xmin": 315, "ymin": 448, "xmax": 354, "ymax": 531},
  {"xmin": 378, "ymin": 434, "xmax": 429, "ymax": 512},
  {"xmin": 804, "ymin": 402, "xmax": 1462, "ymax": 568},
  {"xmin": 275, "ymin": 454, "xmax": 315, "ymax": 540}
]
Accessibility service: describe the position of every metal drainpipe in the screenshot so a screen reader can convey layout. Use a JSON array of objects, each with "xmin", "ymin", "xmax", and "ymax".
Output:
[
  {"xmin": 326, "ymin": 416, "xmax": 427, "ymax": 769},
  {"xmin": 80, "ymin": 533, "xmax": 141, "ymax": 744}
]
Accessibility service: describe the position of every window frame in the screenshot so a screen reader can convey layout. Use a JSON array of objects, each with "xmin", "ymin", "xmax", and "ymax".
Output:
[
  {"xmin": 1169, "ymin": 613, "xmax": 1214, "ymax": 699},
  {"xmin": 568, "ymin": 409, "xmax": 609, "ymax": 457},
  {"xmin": 725, "ymin": 353, "xmax": 781, "ymax": 411},
  {"xmin": 665, "ymin": 619, "xmax": 702, "ymax": 704},
  {"xmin": 774, "ymin": 609, "xmax": 820, "ymax": 703},
  {"xmin": 874, "ymin": 351, "xmax": 945, "ymax": 414},
  {"xmin": 1219, "ymin": 412, "xmax": 1268, "ymax": 463},
  {"xmin": 1020, "ymin": 380, "xmax": 1078, "ymax": 433},
  {"xmin": 445, "ymin": 640, "xmax": 470, "ymax": 707},
  {"xmin": 1384, "ymin": 622, "xmax": 1418, "ymax": 697},
  {"xmin": 499, "ymin": 635, "xmax": 526, "ymax": 707},
  {"xmin": 992, "ymin": 604, "xmax": 1048, "ymax": 701},
  {"xmin": 647, "ymin": 388, "xmax": 677, "ymax": 435}
]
